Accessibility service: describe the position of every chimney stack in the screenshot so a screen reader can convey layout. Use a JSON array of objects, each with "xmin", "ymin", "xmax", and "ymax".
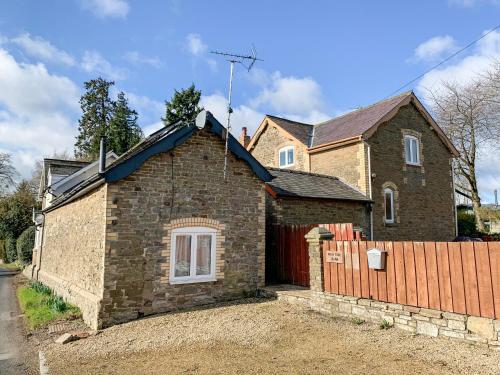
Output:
[
  {"xmin": 239, "ymin": 127, "xmax": 250, "ymax": 148},
  {"xmin": 99, "ymin": 136, "xmax": 106, "ymax": 174}
]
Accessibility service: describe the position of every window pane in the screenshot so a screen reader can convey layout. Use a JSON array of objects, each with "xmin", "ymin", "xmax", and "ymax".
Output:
[
  {"xmin": 385, "ymin": 191, "xmax": 393, "ymax": 221},
  {"xmin": 405, "ymin": 138, "xmax": 412, "ymax": 162},
  {"xmin": 287, "ymin": 149, "xmax": 294, "ymax": 164},
  {"xmin": 279, "ymin": 151, "xmax": 286, "ymax": 166},
  {"xmin": 411, "ymin": 139, "xmax": 418, "ymax": 163},
  {"xmin": 174, "ymin": 235, "xmax": 191, "ymax": 277},
  {"xmin": 196, "ymin": 235, "xmax": 212, "ymax": 276}
]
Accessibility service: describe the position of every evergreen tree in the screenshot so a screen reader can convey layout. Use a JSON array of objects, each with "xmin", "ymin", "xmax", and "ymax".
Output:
[
  {"xmin": 162, "ymin": 84, "xmax": 203, "ymax": 126},
  {"xmin": 108, "ymin": 92, "xmax": 143, "ymax": 155},
  {"xmin": 74, "ymin": 77, "xmax": 115, "ymax": 160}
]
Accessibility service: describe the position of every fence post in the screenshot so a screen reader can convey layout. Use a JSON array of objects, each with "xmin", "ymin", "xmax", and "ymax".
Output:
[{"xmin": 305, "ymin": 227, "xmax": 334, "ymax": 292}]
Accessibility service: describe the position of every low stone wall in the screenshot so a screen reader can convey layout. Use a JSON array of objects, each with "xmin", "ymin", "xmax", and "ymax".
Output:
[
  {"xmin": 304, "ymin": 226, "xmax": 500, "ymax": 350},
  {"xmin": 310, "ymin": 291, "xmax": 500, "ymax": 349}
]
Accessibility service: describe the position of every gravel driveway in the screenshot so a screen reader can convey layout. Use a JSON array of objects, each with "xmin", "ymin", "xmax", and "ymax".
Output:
[{"xmin": 45, "ymin": 298, "xmax": 499, "ymax": 375}]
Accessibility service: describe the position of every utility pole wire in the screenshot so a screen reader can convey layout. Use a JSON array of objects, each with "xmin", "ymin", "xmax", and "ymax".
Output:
[{"xmin": 386, "ymin": 23, "xmax": 500, "ymax": 98}]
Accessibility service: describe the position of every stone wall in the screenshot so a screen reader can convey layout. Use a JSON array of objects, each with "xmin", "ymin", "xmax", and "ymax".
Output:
[
  {"xmin": 309, "ymin": 142, "xmax": 369, "ymax": 196},
  {"xmin": 250, "ymin": 123, "xmax": 309, "ymax": 171},
  {"xmin": 35, "ymin": 185, "xmax": 107, "ymax": 329},
  {"xmin": 305, "ymin": 228, "xmax": 500, "ymax": 350},
  {"xmin": 369, "ymin": 103, "xmax": 456, "ymax": 241},
  {"xmin": 99, "ymin": 129, "xmax": 266, "ymax": 327}
]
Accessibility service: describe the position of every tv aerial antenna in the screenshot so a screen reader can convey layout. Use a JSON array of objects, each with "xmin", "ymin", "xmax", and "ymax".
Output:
[{"xmin": 210, "ymin": 45, "xmax": 263, "ymax": 180}]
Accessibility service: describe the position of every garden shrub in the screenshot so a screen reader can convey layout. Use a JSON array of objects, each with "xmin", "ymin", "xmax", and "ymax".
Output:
[
  {"xmin": 4, "ymin": 236, "xmax": 17, "ymax": 263},
  {"xmin": 16, "ymin": 226, "xmax": 35, "ymax": 265},
  {"xmin": 457, "ymin": 211, "xmax": 477, "ymax": 237},
  {"xmin": 0, "ymin": 239, "xmax": 5, "ymax": 262}
]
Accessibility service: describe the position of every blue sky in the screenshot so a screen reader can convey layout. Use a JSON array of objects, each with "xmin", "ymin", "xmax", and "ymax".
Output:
[{"xmin": 0, "ymin": 0, "xmax": 499, "ymax": 202}]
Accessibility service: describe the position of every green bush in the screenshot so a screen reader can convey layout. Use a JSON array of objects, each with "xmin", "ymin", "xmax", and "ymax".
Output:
[
  {"xmin": 4, "ymin": 236, "xmax": 17, "ymax": 263},
  {"xmin": 457, "ymin": 212, "xmax": 477, "ymax": 237},
  {"xmin": 0, "ymin": 239, "xmax": 5, "ymax": 262},
  {"xmin": 29, "ymin": 281, "xmax": 51, "ymax": 295},
  {"xmin": 16, "ymin": 226, "xmax": 35, "ymax": 265}
]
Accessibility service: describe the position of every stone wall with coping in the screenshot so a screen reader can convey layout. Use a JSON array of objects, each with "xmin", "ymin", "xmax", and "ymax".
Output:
[{"xmin": 305, "ymin": 227, "xmax": 500, "ymax": 350}]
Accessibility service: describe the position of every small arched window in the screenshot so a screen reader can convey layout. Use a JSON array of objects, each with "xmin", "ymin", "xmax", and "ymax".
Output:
[
  {"xmin": 279, "ymin": 146, "xmax": 294, "ymax": 168},
  {"xmin": 384, "ymin": 188, "xmax": 395, "ymax": 224}
]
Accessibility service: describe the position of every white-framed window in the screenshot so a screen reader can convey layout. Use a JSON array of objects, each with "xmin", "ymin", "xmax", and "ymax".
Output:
[
  {"xmin": 170, "ymin": 227, "xmax": 217, "ymax": 284},
  {"xmin": 279, "ymin": 146, "xmax": 294, "ymax": 168},
  {"xmin": 384, "ymin": 188, "xmax": 395, "ymax": 224},
  {"xmin": 404, "ymin": 135, "xmax": 420, "ymax": 165}
]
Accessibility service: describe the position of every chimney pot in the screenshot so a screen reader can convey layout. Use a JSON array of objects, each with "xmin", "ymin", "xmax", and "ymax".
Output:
[{"xmin": 239, "ymin": 127, "xmax": 250, "ymax": 148}]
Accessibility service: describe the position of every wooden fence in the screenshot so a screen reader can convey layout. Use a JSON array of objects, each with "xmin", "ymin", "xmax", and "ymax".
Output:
[{"xmin": 321, "ymin": 230, "xmax": 500, "ymax": 319}]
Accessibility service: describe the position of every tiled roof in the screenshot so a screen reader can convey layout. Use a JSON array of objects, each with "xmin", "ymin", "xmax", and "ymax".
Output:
[
  {"xmin": 266, "ymin": 115, "xmax": 314, "ymax": 146},
  {"xmin": 311, "ymin": 92, "xmax": 412, "ymax": 147},
  {"xmin": 267, "ymin": 168, "xmax": 370, "ymax": 202}
]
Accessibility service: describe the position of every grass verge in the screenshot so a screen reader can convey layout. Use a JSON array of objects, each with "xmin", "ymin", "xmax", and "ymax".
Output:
[
  {"xmin": 17, "ymin": 281, "xmax": 81, "ymax": 329},
  {"xmin": 0, "ymin": 262, "xmax": 20, "ymax": 271}
]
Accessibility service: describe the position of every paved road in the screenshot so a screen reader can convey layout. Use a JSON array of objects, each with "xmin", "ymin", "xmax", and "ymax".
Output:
[{"xmin": 0, "ymin": 271, "xmax": 32, "ymax": 374}]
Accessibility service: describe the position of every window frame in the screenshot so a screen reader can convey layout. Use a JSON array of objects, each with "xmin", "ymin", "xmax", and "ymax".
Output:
[
  {"xmin": 169, "ymin": 226, "xmax": 217, "ymax": 284},
  {"xmin": 278, "ymin": 146, "xmax": 295, "ymax": 168},
  {"xmin": 384, "ymin": 188, "xmax": 395, "ymax": 224},
  {"xmin": 404, "ymin": 135, "xmax": 420, "ymax": 166}
]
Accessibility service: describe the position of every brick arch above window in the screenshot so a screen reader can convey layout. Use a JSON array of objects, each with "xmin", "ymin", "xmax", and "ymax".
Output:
[
  {"xmin": 381, "ymin": 181, "xmax": 400, "ymax": 225},
  {"xmin": 162, "ymin": 218, "xmax": 226, "ymax": 284}
]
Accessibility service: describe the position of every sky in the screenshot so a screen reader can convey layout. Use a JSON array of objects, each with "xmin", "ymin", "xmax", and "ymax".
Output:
[{"xmin": 0, "ymin": 0, "xmax": 499, "ymax": 202}]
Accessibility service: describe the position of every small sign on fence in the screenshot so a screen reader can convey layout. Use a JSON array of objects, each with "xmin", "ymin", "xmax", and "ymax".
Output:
[{"xmin": 326, "ymin": 250, "xmax": 343, "ymax": 263}]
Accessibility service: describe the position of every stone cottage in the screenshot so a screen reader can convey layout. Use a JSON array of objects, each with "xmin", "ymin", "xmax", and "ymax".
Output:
[
  {"xmin": 247, "ymin": 91, "xmax": 459, "ymax": 241},
  {"xmin": 31, "ymin": 111, "xmax": 272, "ymax": 329}
]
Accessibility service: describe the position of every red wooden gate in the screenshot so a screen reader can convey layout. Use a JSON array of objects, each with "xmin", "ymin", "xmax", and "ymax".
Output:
[{"xmin": 267, "ymin": 223, "xmax": 362, "ymax": 287}]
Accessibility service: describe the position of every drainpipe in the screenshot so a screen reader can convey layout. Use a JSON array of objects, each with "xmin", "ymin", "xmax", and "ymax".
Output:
[
  {"xmin": 451, "ymin": 160, "xmax": 458, "ymax": 237},
  {"xmin": 367, "ymin": 143, "xmax": 374, "ymax": 240}
]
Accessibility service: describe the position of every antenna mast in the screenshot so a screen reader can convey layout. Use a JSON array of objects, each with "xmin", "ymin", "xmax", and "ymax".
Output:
[{"xmin": 211, "ymin": 46, "xmax": 263, "ymax": 180}]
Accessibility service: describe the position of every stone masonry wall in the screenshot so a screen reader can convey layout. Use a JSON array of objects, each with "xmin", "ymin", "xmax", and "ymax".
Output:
[
  {"xmin": 99, "ymin": 129, "xmax": 266, "ymax": 327},
  {"xmin": 309, "ymin": 142, "xmax": 369, "ymax": 195},
  {"xmin": 250, "ymin": 123, "xmax": 309, "ymax": 171},
  {"xmin": 305, "ymin": 228, "xmax": 500, "ymax": 350},
  {"xmin": 369, "ymin": 103, "xmax": 456, "ymax": 241},
  {"xmin": 35, "ymin": 185, "xmax": 107, "ymax": 329}
]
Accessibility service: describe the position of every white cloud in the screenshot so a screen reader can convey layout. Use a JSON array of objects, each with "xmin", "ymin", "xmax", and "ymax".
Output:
[
  {"xmin": 412, "ymin": 35, "xmax": 458, "ymax": 62},
  {"xmin": 417, "ymin": 30, "xmax": 500, "ymax": 96},
  {"xmin": 186, "ymin": 33, "xmax": 207, "ymax": 56},
  {"xmin": 250, "ymin": 71, "xmax": 327, "ymax": 116},
  {"xmin": 80, "ymin": 0, "xmax": 129, "ymax": 19},
  {"xmin": 123, "ymin": 51, "xmax": 162, "ymax": 68},
  {"xmin": 82, "ymin": 50, "xmax": 127, "ymax": 80},
  {"xmin": 142, "ymin": 121, "xmax": 164, "ymax": 136},
  {"xmin": 124, "ymin": 91, "xmax": 164, "ymax": 129},
  {"xmin": 201, "ymin": 93, "xmax": 264, "ymax": 137},
  {"xmin": 0, "ymin": 48, "xmax": 80, "ymax": 178},
  {"xmin": 11, "ymin": 33, "xmax": 76, "ymax": 66}
]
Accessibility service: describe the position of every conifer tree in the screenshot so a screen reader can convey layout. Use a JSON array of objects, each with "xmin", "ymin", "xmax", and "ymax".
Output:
[
  {"xmin": 108, "ymin": 92, "xmax": 143, "ymax": 155},
  {"xmin": 162, "ymin": 84, "xmax": 203, "ymax": 126}
]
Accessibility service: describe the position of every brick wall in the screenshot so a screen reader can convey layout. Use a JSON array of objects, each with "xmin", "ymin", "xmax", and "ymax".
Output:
[
  {"xmin": 99, "ymin": 129, "xmax": 266, "ymax": 327},
  {"xmin": 250, "ymin": 124, "xmax": 309, "ymax": 171},
  {"xmin": 369, "ymin": 103, "xmax": 455, "ymax": 241},
  {"xmin": 35, "ymin": 185, "xmax": 107, "ymax": 329}
]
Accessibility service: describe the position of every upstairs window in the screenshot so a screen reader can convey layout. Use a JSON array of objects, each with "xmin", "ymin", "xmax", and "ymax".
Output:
[
  {"xmin": 170, "ymin": 227, "xmax": 216, "ymax": 284},
  {"xmin": 384, "ymin": 188, "xmax": 395, "ymax": 224},
  {"xmin": 404, "ymin": 135, "xmax": 420, "ymax": 165},
  {"xmin": 279, "ymin": 146, "xmax": 294, "ymax": 168}
]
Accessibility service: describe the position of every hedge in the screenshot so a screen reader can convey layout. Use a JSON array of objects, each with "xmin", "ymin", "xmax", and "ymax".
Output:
[
  {"xmin": 4, "ymin": 236, "xmax": 17, "ymax": 263},
  {"xmin": 0, "ymin": 239, "xmax": 5, "ymax": 262},
  {"xmin": 17, "ymin": 226, "xmax": 35, "ymax": 265}
]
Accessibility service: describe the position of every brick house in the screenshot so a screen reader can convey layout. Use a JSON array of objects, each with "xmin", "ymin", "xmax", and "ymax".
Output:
[
  {"xmin": 247, "ymin": 92, "xmax": 459, "ymax": 241},
  {"xmin": 31, "ymin": 111, "xmax": 272, "ymax": 329}
]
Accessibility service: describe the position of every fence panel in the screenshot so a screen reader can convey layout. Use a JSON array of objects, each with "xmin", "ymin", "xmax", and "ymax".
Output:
[{"xmin": 322, "ymin": 240, "xmax": 500, "ymax": 319}]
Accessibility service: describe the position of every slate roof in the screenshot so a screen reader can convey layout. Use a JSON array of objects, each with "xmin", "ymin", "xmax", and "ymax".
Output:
[
  {"xmin": 266, "ymin": 115, "xmax": 314, "ymax": 146},
  {"xmin": 266, "ymin": 168, "xmax": 370, "ymax": 202},
  {"xmin": 311, "ymin": 92, "xmax": 411, "ymax": 147}
]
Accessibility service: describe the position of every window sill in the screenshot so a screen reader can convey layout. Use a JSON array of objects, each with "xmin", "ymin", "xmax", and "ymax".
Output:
[
  {"xmin": 169, "ymin": 277, "xmax": 217, "ymax": 285},
  {"xmin": 405, "ymin": 162, "xmax": 421, "ymax": 167},
  {"xmin": 384, "ymin": 222, "xmax": 397, "ymax": 227}
]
